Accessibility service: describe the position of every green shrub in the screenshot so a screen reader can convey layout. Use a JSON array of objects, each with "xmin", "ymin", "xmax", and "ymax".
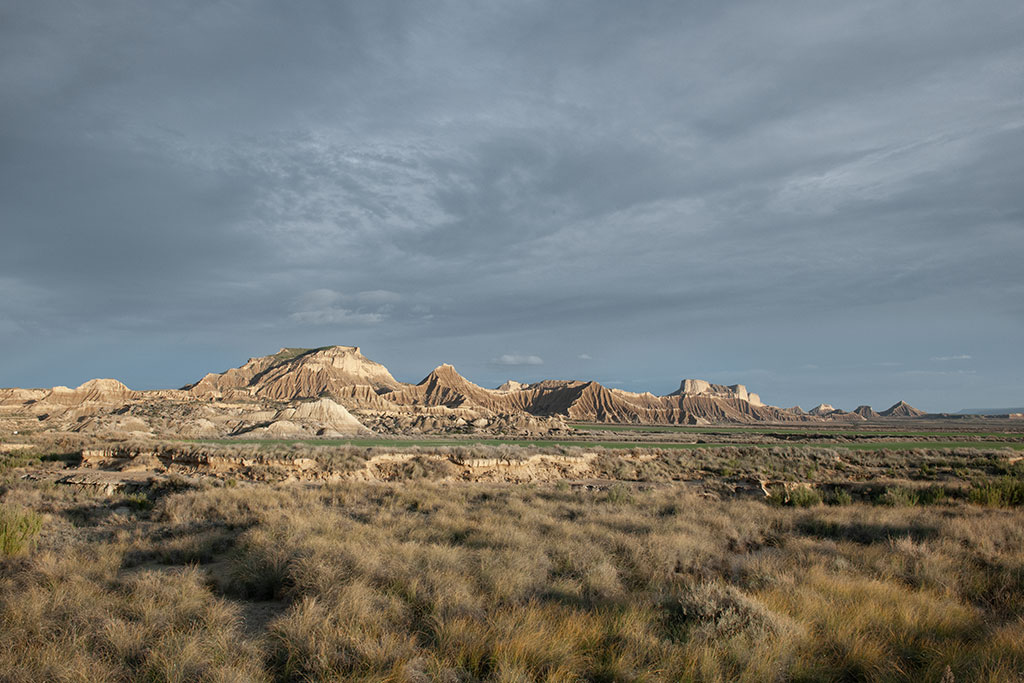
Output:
[
  {"xmin": 0, "ymin": 505, "xmax": 42, "ymax": 556},
  {"xmin": 123, "ymin": 493, "xmax": 153, "ymax": 511},
  {"xmin": 827, "ymin": 489, "xmax": 853, "ymax": 506},
  {"xmin": 969, "ymin": 478, "xmax": 1024, "ymax": 507},
  {"xmin": 766, "ymin": 485, "xmax": 821, "ymax": 507},
  {"xmin": 881, "ymin": 487, "xmax": 920, "ymax": 507},
  {"xmin": 917, "ymin": 486, "xmax": 948, "ymax": 506},
  {"xmin": 789, "ymin": 487, "xmax": 823, "ymax": 508},
  {"xmin": 765, "ymin": 484, "xmax": 788, "ymax": 506},
  {"xmin": 0, "ymin": 452, "xmax": 40, "ymax": 472},
  {"xmin": 604, "ymin": 484, "xmax": 634, "ymax": 505}
]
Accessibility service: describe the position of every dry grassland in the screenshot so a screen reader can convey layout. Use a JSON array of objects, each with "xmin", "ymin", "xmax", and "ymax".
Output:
[{"xmin": 2, "ymin": 442, "xmax": 1024, "ymax": 682}]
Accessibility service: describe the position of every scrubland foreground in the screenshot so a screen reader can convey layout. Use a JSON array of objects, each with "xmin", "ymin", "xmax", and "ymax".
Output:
[{"xmin": 2, "ymin": 452, "xmax": 1024, "ymax": 681}]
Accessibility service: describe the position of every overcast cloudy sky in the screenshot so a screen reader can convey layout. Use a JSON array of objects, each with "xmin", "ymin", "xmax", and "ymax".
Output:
[{"xmin": 2, "ymin": 1, "xmax": 1022, "ymax": 412}]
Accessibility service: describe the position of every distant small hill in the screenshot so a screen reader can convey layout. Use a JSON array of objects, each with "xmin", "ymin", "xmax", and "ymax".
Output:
[
  {"xmin": 880, "ymin": 401, "xmax": 926, "ymax": 418},
  {"xmin": 853, "ymin": 405, "xmax": 880, "ymax": 418},
  {"xmin": 957, "ymin": 407, "xmax": 1024, "ymax": 415},
  {"xmin": 39, "ymin": 379, "xmax": 137, "ymax": 406}
]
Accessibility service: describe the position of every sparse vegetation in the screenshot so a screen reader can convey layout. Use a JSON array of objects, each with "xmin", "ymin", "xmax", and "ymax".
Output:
[
  {"xmin": 3, "ymin": 421, "xmax": 1024, "ymax": 680},
  {"xmin": 2, "ymin": 466, "xmax": 1024, "ymax": 680}
]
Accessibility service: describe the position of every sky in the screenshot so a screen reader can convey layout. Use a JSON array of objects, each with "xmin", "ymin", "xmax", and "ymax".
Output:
[{"xmin": 1, "ymin": 1, "xmax": 1022, "ymax": 412}]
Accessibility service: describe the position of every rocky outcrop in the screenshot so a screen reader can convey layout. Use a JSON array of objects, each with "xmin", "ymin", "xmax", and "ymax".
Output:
[
  {"xmin": 0, "ymin": 388, "xmax": 49, "ymax": 406},
  {"xmin": 271, "ymin": 398, "xmax": 368, "ymax": 435},
  {"xmin": 228, "ymin": 398, "xmax": 369, "ymax": 438},
  {"xmin": 854, "ymin": 405, "xmax": 880, "ymax": 418},
  {"xmin": 806, "ymin": 404, "xmax": 866, "ymax": 421},
  {"xmin": 671, "ymin": 380, "xmax": 763, "ymax": 406}
]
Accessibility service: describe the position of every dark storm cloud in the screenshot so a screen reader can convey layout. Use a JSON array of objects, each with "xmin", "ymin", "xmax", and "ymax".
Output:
[{"xmin": 1, "ymin": 0, "xmax": 1022, "ymax": 410}]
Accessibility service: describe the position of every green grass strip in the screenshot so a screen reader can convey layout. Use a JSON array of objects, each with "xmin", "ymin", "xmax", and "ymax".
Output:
[
  {"xmin": 571, "ymin": 423, "xmax": 1024, "ymax": 439},
  {"xmin": 187, "ymin": 438, "xmax": 1024, "ymax": 452}
]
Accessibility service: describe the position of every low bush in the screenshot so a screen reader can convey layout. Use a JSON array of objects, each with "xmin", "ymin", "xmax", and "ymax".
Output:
[
  {"xmin": 0, "ymin": 504, "xmax": 41, "ymax": 556},
  {"xmin": 969, "ymin": 477, "xmax": 1024, "ymax": 507},
  {"xmin": 881, "ymin": 486, "xmax": 920, "ymax": 507},
  {"xmin": 917, "ymin": 485, "xmax": 949, "ymax": 506},
  {"xmin": 766, "ymin": 485, "xmax": 821, "ymax": 507},
  {"xmin": 789, "ymin": 486, "xmax": 822, "ymax": 508},
  {"xmin": 604, "ymin": 484, "xmax": 634, "ymax": 505},
  {"xmin": 0, "ymin": 452, "xmax": 40, "ymax": 472},
  {"xmin": 826, "ymin": 488, "xmax": 854, "ymax": 506}
]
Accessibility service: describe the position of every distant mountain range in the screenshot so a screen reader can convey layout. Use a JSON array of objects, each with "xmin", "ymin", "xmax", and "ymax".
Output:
[{"xmin": 957, "ymin": 407, "xmax": 1024, "ymax": 415}]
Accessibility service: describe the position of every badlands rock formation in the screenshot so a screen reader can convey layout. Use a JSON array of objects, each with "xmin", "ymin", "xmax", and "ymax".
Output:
[
  {"xmin": 42, "ymin": 379, "xmax": 137, "ymax": 405},
  {"xmin": 808, "ymin": 403, "xmax": 837, "ymax": 417},
  {"xmin": 806, "ymin": 403, "xmax": 866, "ymax": 422},
  {"xmin": 185, "ymin": 345, "xmax": 402, "ymax": 399},
  {"xmin": 671, "ymin": 379, "xmax": 763, "ymax": 406},
  {"xmin": 880, "ymin": 401, "xmax": 926, "ymax": 418},
  {"xmin": 854, "ymin": 405, "xmax": 881, "ymax": 418},
  {"xmin": 232, "ymin": 398, "xmax": 371, "ymax": 438},
  {"xmin": 0, "ymin": 345, "xmax": 929, "ymax": 439}
]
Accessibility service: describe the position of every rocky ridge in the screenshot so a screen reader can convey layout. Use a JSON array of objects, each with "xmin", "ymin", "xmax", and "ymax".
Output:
[{"xmin": 0, "ymin": 345, "xmax": 929, "ymax": 439}]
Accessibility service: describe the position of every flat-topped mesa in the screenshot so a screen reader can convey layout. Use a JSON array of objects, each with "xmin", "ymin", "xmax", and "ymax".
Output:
[
  {"xmin": 672, "ymin": 379, "xmax": 763, "ymax": 406},
  {"xmin": 186, "ymin": 345, "xmax": 403, "ymax": 400}
]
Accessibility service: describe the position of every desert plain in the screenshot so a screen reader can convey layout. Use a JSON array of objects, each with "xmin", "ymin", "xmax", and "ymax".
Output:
[{"xmin": 0, "ymin": 345, "xmax": 1022, "ymax": 681}]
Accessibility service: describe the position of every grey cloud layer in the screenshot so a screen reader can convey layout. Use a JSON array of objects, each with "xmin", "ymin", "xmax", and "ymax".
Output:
[{"xmin": 1, "ymin": 0, "xmax": 1022, "ymax": 410}]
